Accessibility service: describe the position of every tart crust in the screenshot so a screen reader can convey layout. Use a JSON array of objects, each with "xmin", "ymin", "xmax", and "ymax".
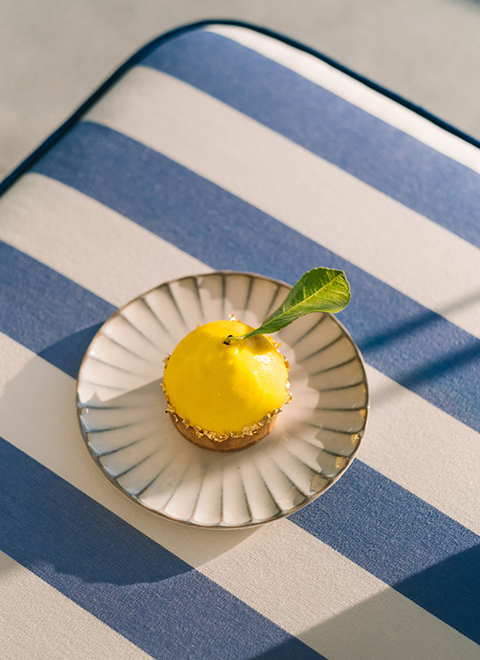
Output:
[{"xmin": 168, "ymin": 410, "xmax": 279, "ymax": 452}]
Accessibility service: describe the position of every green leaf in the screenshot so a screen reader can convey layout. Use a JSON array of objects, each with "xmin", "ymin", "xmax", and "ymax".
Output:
[{"xmin": 226, "ymin": 268, "xmax": 350, "ymax": 343}]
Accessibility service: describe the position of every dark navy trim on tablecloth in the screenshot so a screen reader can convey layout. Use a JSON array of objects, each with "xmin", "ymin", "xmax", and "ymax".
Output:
[{"xmin": 1, "ymin": 19, "xmax": 479, "ymax": 198}]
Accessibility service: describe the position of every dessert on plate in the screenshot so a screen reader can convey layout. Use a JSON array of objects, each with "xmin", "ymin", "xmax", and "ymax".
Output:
[
  {"xmin": 163, "ymin": 319, "xmax": 291, "ymax": 451},
  {"xmin": 163, "ymin": 319, "xmax": 290, "ymax": 451},
  {"xmin": 162, "ymin": 268, "xmax": 351, "ymax": 452}
]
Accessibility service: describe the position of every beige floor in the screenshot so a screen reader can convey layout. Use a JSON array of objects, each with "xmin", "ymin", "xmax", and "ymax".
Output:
[{"xmin": 1, "ymin": 0, "xmax": 480, "ymax": 181}]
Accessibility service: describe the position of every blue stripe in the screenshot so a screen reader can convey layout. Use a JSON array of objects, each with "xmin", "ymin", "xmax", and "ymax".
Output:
[
  {"xmin": 32, "ymin": 123, "xmax": 480, "ymax": 436},
  {"xmin": 0, "ymin": 438, "xmax": 322, "ymax": 660},
  {"xmin": 3, "ymin": 189, "xmax": 480, "ymax": 644},
  {"xmin": 141, "ymin": 30, "xmax": 480, "ymax": 250},
  {"xmin": 292, "ymin": 461, "xmax": 480, "ymax": 644},
  {"xmin": 0, "ymin": 241, "xmax": 113, "ymax": 378}
]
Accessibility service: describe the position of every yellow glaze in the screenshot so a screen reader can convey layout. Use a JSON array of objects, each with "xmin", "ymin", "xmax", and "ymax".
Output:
[{"xmin": 163, "ymin": 320, "xmax": 290, "ymax": 436}]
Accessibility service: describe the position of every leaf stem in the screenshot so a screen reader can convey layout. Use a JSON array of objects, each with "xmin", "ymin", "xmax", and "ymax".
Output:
[{"xmin": 224, "ymin": 334, "xmax": 245, "ymax": 345}]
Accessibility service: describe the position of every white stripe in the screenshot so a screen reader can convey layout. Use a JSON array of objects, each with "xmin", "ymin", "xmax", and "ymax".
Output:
[
  {"xmin": 0, "ymin": 333, "xmax": 478, "ymax": 660},
  {"xmin": 0, "ymin": 550, "xmax": 150, "ymax": 660},
  {"xmin": 0, "ymin": 173, "xmax": 211, "ymax": 308},
  {"xmin": 85, "ymin": 67, "xmax": 480, "ymax": 340},
  {"xmin": 207, "ymin": 25, "xmax": 480, "ymax": 175},
  {"xmin": 1, "ymin": 167, "xmax": 479, "ymax": 535},
  {"xmin": 0, "ymin": 333, "xmax": 32, "ymax": 396}
]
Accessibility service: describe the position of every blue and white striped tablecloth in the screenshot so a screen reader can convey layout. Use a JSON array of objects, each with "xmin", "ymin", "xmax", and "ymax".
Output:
[{"xmin": 1, "ymin": 21, "xmax": 480, "ymax": 660}]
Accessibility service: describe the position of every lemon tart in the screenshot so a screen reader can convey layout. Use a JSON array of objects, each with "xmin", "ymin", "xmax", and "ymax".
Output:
[{"xmin": 162, "ymin": 319, "xmax": 291, "ymax": 452}]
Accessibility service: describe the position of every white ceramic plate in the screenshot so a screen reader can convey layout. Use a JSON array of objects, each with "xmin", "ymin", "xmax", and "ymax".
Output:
[{"xmin": 76, "ymin": 272, "xmax": 368, "ymax": 528}]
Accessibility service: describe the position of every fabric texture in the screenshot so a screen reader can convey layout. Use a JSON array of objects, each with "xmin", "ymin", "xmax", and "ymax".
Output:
[{"xmin": 1, "ymin": 22, "xmax": 480, "ymax": 660}]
